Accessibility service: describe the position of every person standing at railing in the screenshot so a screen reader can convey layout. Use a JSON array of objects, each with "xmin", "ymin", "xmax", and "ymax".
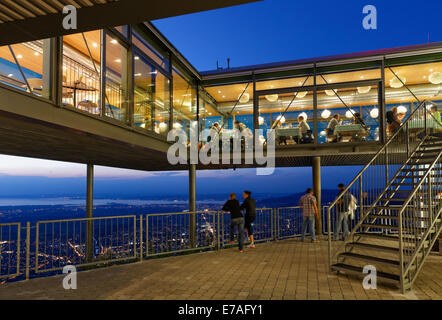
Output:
[
  {"xmin": 222, "ymin": 193, "xmax": 245, "ymax": 252},
  {"xmin": 299, "ymin": 188, "xmax": 320, "ymax": 243},
  {"xmin": 334, "ymin": 183, "xmax": 352, "ymax": 241},
  {"xmin": 241, "ymin": 191, "xmax": 256, "ymax": 249}
]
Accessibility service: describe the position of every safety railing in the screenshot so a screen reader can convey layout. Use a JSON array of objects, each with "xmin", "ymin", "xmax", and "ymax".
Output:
[
  {"xmin": 35, "ymin": 215, "xmax": 137, "ymax": 273},
  {"xmin": 0, "ymin": 223, "xmax": 21, "ymax": 279},
  {"xmin": 1, "ymin": 202, "xmax": 390, "ymax": 283},
  {"xmin": 145, "ymin": 211, "xmax": 217, "ymax": 257},
  {"xmin": 327, "ymin": 99, "xmax": 439, "ymax": 268},
  {"xmin": 398, "ymin": 144, "xmax": 442, "ymax": 291},
  {"xmin": 276, "ymin": 207, "xmax": 303, "ymax": 239}
]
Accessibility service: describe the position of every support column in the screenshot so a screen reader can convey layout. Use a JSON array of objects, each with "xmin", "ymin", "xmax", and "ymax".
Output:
[
  {"xmin": 189, "ymin": 164, "xmax": 196, "ymax": 248},
  {"xmin": 86, "ymin": 163, "xmax": 94, "ymax": 261},
  {"xmin": 312, "ymin": 157, "xmax": 322, "ymax": 235}
]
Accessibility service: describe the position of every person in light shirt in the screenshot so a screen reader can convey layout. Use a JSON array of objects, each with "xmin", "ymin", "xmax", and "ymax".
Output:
[
  {"xmin": 326, "ymin": 114, "xmax": 341, "ymax": 143},
  {"xmin": 295, "ymin": 115, "xmax": 312, "ymax": 144}
]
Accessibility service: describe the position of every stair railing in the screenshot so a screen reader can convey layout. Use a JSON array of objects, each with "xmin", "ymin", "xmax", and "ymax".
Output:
[
  {"xmin": 327, "ymin": 99, "xmax": 439, "ymax": 269},
  {"xmin": 398, "ymin": 132, "xmax": 442, "ymax": 292}
]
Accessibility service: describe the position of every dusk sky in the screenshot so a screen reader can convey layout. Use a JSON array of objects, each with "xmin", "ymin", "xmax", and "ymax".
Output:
[{"xmin": 0, "ymin": 0, "xmax": 441, "ymax": 197}]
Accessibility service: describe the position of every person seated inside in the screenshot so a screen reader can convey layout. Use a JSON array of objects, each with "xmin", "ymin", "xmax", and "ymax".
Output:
[
  {"xmin": 207, "ymin": 122, "xmax": 219, "ymax": 143},
  {"xmin": 430, "ymin": 105, "xmax": 442, "ymax": 131},
  {"xmin": 295, "ymin": 116, "xmax": 313, "ymax": 144},
  {"xmin": 387, "ymin": 107, "xmax": 407, "ymax": 137},
  {"xmin": 276, "ymin": 121, "xmax": 288, "ymax": 145},
  {"xmin": 326, "ymin": 114, "xmax": 341, "ymax": 143},
  {"xmin": 351, "ymin": 112, "xmax": 368, "ymax": 142}
]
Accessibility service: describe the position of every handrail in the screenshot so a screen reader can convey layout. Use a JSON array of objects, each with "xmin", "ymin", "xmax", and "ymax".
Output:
[
  {"xmin": 398, "ymin": 150, "xmax": 442, "ymax": 276},
  {"xmin": 328, "ymin": 99, "xmax": 437, "ymax": 210}
]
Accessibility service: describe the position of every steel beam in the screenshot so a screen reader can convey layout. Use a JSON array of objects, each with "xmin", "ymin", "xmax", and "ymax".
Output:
[
  {"xmin": 86, "ymin": 163, "xmax": 94, "ymax": 261},
  {"xmin": 189, "ymin": 164, "xmax": 196, "ymax": 248},
  {"xmin": 312, "ymin": 156, "xmax": 322, "ymax": 235}
]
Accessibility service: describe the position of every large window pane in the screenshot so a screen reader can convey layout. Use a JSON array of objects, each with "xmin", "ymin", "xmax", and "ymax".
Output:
[
  {"xmin": 173, "ymin": 66, "xmax": 197, "ymax": 135},
  {"xmin": 317, "ymin": 85, "xmax": 380, "ymax": 143},
  {"xmin": 317, "ymin": 68, "xmax": 381, "ymax": 85},
  {"xmin": 62, "ymin": 31, "xmax": 101, "ymax": 114},
  {"xmin": 0, "ymin": 39, "xmax": 51, "ymax": 99},
  {"xmin": 133, "ymin": 31, "xmax": 170, "ymax": 71},
  {"xmin": 385, "ymin": 61, "xmax": 442, "ymax": 137},
  {"xmin": 259, "ymin": 90, "xmax": 314, "ymax": 145},
  {"xmin": 105, "ymin": 34, "xmax": 128, "ymax": 123},
  {"xmin": 134, "ymin": 54, "xmax": 170, "ymax": 135}
]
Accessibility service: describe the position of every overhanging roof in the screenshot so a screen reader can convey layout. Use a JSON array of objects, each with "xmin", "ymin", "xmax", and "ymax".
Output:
[
  {"xmin": 201, "ymin": 42, "xmax": 442, "ymax": 80},
  {"xmin": 0, "ymin": 0, "xmax": 260, "ymax": 46}
]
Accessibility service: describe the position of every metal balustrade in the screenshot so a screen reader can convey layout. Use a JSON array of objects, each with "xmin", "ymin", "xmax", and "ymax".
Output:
[
  {"xmin": 327, "ymin": 99, "xmax": 442, "ymax": 292},
  {"xmin": 35, "ymin": 216, "xmax": 137, "ymax": 273},
  {"xmin": 145, "ymin": 211, "xmax": 217, "ymax": 257},
  {"xmin": 0, "ymin": 223, "xmax": 20, "ymax": 279}
]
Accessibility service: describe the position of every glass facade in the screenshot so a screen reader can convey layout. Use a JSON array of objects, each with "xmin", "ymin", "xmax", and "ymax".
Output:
[
  {"xmin": 62, "ymin": 30, "xmax": 101, "ymax": 114},
  {"xmin": 172, "ymin": 65, "xmax": 197, "ymax": 137},
  {"xmin": 133, "ymin": 53, "xmax": 170, "ymax": 134},
  {"xmin": 104, "ymin": 34, "xmax": 129, "ymax": 122},
  {"xmin": 0, "ymin": 39, "xmax": 52, "ymax": 99},
  {"xmin": 0, "ymin": 22, "xmax": 440, "ymax": 148}
]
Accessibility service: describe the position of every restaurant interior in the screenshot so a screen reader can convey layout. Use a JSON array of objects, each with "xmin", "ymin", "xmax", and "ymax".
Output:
[{"xmin": 0, "ymin": 24, "xmax": 441, "ymax": 147}]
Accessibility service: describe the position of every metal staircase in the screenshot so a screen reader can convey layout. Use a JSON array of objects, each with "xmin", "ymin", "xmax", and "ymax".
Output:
[{"xmin": 327, "ymin": 100, "xmax": 442, "ymax": 293}]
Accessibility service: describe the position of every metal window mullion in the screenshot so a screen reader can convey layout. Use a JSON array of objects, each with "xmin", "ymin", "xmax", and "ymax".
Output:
[{"xmin": 100, "ymin": 29, "xmax": 106, "ymax": 117}]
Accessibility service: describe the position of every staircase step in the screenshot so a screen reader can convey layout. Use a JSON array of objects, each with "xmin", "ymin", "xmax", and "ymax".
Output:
[
  {"xmin": 367, "ymin": 214, "xmax": 436, "ymax": 222},
  {"xmin": 357, "ymin": 232, "xmax": 423, "ymax": 242},
  {"xmin": 357, "ymin": 232, "xmax": 422, "ymax": 244},
  {"xmin": 339, "ymin": 252, "xmax": 400, "ymax": 267},
  {"xmin": 331, "ymin": 263, "xmax": 400, "ymax": 282},
  {"xmin": 397, "ymin": 174, "xmax": 442, "ymax": 179},
  {"xmin": 379, "ymin": 198, "xmax": 408, "ymax": 202},
  {"xmin": 421, "ymin": 141, "xmax": 442, "ymax": 148},
  {"xmin": 401, "ymin": 168, "xmax": 430, "ymax": 172},
  {"xmin": 346, "ymin": 242, "xmax": 399, "ymax": 253},
  {"xmin": 384, "ymin": 190, "xmax": 412, "ymax": 193},
  {"xmin": 415, "ymin": 149, "xmax": 441, "ymax": 154},
  {"xmin": 362, "ymin": 223, "xmax": 399, "ymax": 230}
]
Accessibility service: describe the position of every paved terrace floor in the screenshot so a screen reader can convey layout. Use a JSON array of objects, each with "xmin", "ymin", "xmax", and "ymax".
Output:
[{"xmin": 1, "ymin": 239, "xmax": 441, "ymax": 300}]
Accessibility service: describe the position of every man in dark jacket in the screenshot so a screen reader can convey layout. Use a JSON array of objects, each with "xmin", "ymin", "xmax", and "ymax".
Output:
[
  {"xmin": 335, "ymin": 183, "xmax": 352, "ymax": 241},
  {"xmin": 222, "ymin": 193, "xmax": 244, "ymax": 252},
  {"xmin": 240, "ymin": 191, "xmax": 257, "ymax": 248}
]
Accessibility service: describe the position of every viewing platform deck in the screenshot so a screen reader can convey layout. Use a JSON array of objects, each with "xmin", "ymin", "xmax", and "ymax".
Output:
[{"xmin": 1, "ymin": 239, "xmax": 441, "ymax": 300}]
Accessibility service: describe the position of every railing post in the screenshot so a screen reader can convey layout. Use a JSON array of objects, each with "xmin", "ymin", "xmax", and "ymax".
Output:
[
  {"xmin": 428, "ymin": 176, "xmax": 433, "ymax": 224},
  {"xmin": 86, "ymin": 164, "xmax": 94, "ymax": 262},
  {"xmin": 216, "ymin": 211, "xmax": 221, "ymax": 251},
  {"xmin": 25, "ymin": 222, "xmax": 30, "ymax": 280},
  {"xmin": 139, "ymin": 215, "xmax": 143, "ymax": 262},
  {"xmin": 274, "ymin": 208, "xmax": 278, "ymax": 241},
  {"xmin": 327, "ymin": 207, "xmax": 332, "ymax": 272},
  {"xmin": 385, "ymin": 149, "xmax": 389, "ymax": 186},
  {"xmin": 359, "ymin": 176, "xmax": 363, "ymax": 221},
  {"xmin": 145, "ymin": 215, "xmax": 149, "ymax": 257},
  {"xmin": 189, "ymin": 164, "xmax": 196, "ymax": 248},
  {"xmin": 398, "ymin": 209, "xmax": 405, "ymax": 293}
]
